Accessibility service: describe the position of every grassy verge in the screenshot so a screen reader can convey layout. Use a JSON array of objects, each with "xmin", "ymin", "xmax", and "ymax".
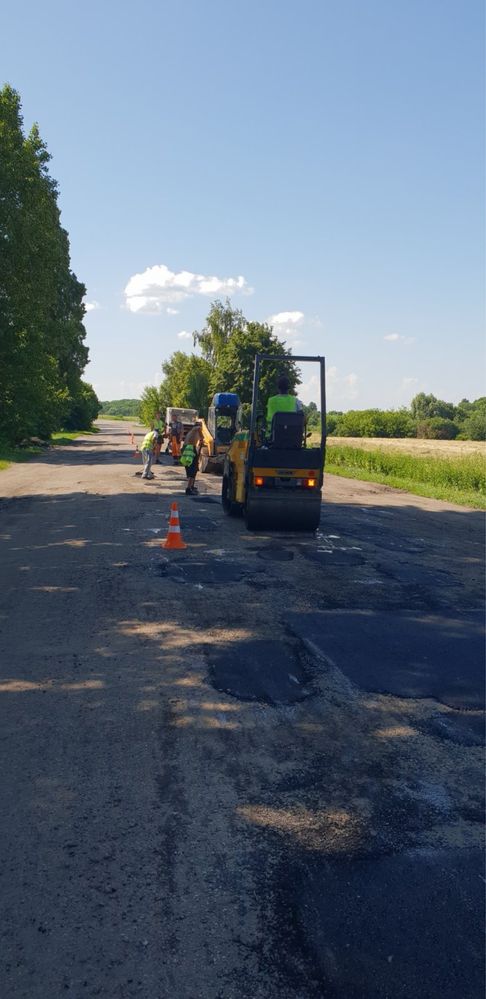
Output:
[
  {"xmin": 325, "ymin": 445, "xmax": 486, "ymax": 509},
  {"xmin": 0, "ymin": 445, "xmax": 41, "ymax": 471},
  {"xmin": 51, "ymin": 428, "xmax": 99, "ymax": 446},
  {"xmin": 0, "ymin": 427, "xmax": 99, "ymax": 471}
]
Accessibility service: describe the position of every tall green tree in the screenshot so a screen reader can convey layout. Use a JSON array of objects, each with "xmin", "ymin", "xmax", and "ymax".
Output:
[
  {"xmin": 410, "ymin": 393, "xmax": 455, "ymax": 421},
  {"xmin": 193, "ymin": 298, "xmax": 244, "ymax": 365},
  {"xmin": 0, "ymin": 85, "xmax": 90, "ymax": 443},
  {"xmin": 211, "ymin": 321, "xmax": 300, "ymax": 413},
  {"xmin": 139, "ymin": 386, "xmax": 164, "ymax": 427},
  {"xmin": 160, "ymin": 352, "xmax": 211, "ymax": 414}
]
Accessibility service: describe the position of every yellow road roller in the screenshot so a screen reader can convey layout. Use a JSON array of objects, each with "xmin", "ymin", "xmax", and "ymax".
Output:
[{"xmin": 222, "ymin": 354, "xmax": 326, "ymax": 531}]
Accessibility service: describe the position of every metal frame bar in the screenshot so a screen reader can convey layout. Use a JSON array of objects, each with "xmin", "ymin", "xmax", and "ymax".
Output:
[{"xmin": 248, "ymin": 353, "xmax": 326, "ymax": 475}]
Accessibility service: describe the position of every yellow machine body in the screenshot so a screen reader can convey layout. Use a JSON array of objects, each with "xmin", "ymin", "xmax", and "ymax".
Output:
[{"xmin": 222, "ymin": 353, "xmax": 326, "ymax": 532}]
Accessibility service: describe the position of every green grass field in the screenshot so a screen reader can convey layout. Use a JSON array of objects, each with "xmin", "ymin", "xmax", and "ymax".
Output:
[{"xmin": 325, "ymin": 444, "xmax": 486, "ymax": 509}]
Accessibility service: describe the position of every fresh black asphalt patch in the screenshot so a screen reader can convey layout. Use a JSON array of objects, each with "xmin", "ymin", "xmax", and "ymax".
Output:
[
  {"xmin": 302, "ymin": 547, "xmax": 365, "ymax": 567},
  {"xmin": 187, "ymin": 495, "xmax": 220, "ymax": 504},
  {"xmin": 292, "ymin": 847, "xmax": 484, "ymax": 999},
  {"xmin": 257, "ymin": 547, "xmax": 295, "ymax": 562},
  {"xmin": 180, "ymin": 516, "xmax": 219, "ymax": 533},
  {"xmin": 159, "ymin": 557, "xmax": 264, "ymax": 585},
  {"xmin": 377, "ymin": 561, "xmax": 453, "ymax": 587},
  {"xmin": 207, "ymin": 639, "xmax": 313, "ymax": 705},
  {"xmin": 288, "ymin": 610, "xmax": 485, "ymax": 709}
]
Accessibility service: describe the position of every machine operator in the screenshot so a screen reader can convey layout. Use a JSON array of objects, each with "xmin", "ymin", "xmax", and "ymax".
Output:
[{"xmin": 266, "ymin": 374, "xmax": 303, "ymax": 424}]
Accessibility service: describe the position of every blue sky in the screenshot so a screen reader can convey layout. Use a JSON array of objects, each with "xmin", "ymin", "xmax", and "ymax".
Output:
[{"xmin": 4, "ymin": 0, "xmax": 484, "ymax": 408}]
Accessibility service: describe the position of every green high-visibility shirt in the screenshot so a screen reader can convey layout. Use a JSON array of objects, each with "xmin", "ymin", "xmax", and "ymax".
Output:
[
  {"xmin": 266, "ymin": 394, "xmax": 298, "ymax": 422},
  {"xmin": 141, "ymin": 431, "xmax": 157, "ymax": 451}
]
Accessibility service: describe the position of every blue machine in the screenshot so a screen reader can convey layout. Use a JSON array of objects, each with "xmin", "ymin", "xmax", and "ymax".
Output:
[{"xmin": 199, "ymin": 392, "xmax": 242, "ymax": 472}]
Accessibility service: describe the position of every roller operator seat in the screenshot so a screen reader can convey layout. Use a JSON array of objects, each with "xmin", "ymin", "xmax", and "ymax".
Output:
[{"xmin": 268, "ymin": 410, "xmax": 305, "ymax": 449}]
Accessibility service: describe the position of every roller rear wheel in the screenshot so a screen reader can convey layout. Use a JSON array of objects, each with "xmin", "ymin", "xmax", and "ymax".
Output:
[
  {"xmin": 222, "ymin": 468, "xmax": 242, "ymax": 516},
  {"xmin": 244, "ymin": 492, "xmax": 321, "ymax": 532}
]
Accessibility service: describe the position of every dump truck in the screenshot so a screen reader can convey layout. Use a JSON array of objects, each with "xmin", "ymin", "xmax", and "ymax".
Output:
[
  {"xmin": 165, "ymin": 407, "xmax": 198, "ymax": 454},
  {"xmin": 221, "ymin": 355, "xmax": 326, "ymax": 530},
  {"xmin": 198, "ymin": 393, "xmax": 241, "ymax": 473}
]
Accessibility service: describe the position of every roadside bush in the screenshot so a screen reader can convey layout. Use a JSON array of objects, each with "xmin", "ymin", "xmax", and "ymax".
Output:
[
  {"xmin": 334, "ymin": 409, "xmax": 416, "ymax": 438},
  {"xmin": 461, "ymin": 407, "xmax": 486, "ymax": 441},
  {"xmin": 326, "ymin": 412, "xmax": 342, "ymax": 435},
  {"xmin": 63, "ymin": 382, "xmax": 101, "ymax": 431},
  {"xmin": 416, "ymin": 418, "xmax": 459, "ymax": 440}
]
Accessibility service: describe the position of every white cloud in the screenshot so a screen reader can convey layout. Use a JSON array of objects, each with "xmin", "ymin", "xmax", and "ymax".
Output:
[
  {"xmin": 267, "ymin": 310, "xmax": 306, "ymax": 347},
  {"xmin": 119, "ymin": 379, "xmax": 150, "ymax": 396},
  {"xmin": 384, "ymin": 333, "xmax": 416, "ymax": 345},
  {"xmin": 401, "ymin": 377, "xmax": 419, "ymax": 388},
  {"xmin": 300, "ymin": 373, "xmax": 319, "ymax": 405},
  {"xmin": 124, "ymin": 264, "xmax": 251, "ymax": 313},
  {"xmin": 269, "ymin": 311, "xmax": 305, "ymax": 327},
  {"xmin": 166, "ymin": 307, "xmax": 179, "ymax": 315},
  {"xmin": 300, "ymin": 367, "xmax": 358, "ymax": 406},
  {"xmin": 177, "ymin": 330, "xmax": 192, "ymax": 339},
  {"xmin": 85, "ymin": 300, "xmax": 101, "ymax": 312},
  {"xmin": 326, "ymin": 366, "xmax": 359, "ymax": 403}
]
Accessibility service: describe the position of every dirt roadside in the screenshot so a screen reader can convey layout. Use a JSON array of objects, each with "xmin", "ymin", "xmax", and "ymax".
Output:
[{"xmin": 0, "ymin": 420, "xmax": 484, "ymax": 999}]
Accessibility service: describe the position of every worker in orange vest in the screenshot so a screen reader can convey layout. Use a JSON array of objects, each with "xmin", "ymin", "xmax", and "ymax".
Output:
[{"xmin": 168, "ymin": 416, "xmax": 183, "ymax": 464}]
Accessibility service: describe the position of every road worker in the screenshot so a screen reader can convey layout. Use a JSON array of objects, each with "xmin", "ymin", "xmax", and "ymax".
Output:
[
  {"xmin": 180, "ymin": 423, "xmax": 203, "ymax": 495},
  {"xmin": 168, "ymin": 416, "xmax": 183, "ymax": 464},
  {"xmin": 151, "ymin": 410, "xmax": 164, "ymax": 464},
  {"xmin": 140, "ymin": 429, "xmax": 160, "ymax": 480}
]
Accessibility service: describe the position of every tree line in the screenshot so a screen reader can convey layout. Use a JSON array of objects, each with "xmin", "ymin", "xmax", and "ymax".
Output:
[
  {"xmin": 100, "ymin": 399, "xmax": 140, "ymax": 418},
  {"xmin": 0, "ymin": 86, "xmax": 99, "ymax": 446},
  {"xmin": 327, "ymin": 394, "xmax": 486, "ymax": 441}
]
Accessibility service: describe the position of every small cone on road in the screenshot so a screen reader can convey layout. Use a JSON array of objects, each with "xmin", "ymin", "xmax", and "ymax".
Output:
[{"xmin": 162, "ymin": 502, "xmax": 187, "ymax": 550}]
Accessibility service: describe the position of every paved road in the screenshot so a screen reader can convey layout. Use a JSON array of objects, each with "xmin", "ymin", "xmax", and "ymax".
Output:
[{"xmin": 0, "ymin": 421, "xmax": 484, "ymax": 998}]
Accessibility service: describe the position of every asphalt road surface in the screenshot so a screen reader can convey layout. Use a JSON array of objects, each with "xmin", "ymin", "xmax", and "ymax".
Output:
[{"xmin": 1, "ymin": 420, "xmax": 484, "ymax": 999}]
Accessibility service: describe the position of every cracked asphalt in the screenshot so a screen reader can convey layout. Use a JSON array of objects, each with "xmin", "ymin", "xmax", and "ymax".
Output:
[{"xmin": 0, "ymin": 420, "xmax": 484, "ymax": 998}]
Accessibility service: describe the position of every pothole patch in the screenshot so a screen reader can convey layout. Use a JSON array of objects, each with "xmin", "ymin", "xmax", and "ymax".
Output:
[
  {"xmin": 187, "ymin": 495, "xmax": 220, "ymax": 505},
  {"xmin": 377, "ymin": 562, "xmax": 452, "ymax": 587},
  {"xmin": 302, "ymin": 547, "xmax": 365, "ymax": 567},
  {"xmin": 257, "ymin": 548, "xmax": 295, "ymax": 562},
  {"xmin": 181, "ymin": 517, "xmax": 219, "ymax": 533},
  {"xmin": 287, "ymin": 609, "xmax": 485, "ymax": 710},
  {"xmin": 156, "ymin": 557, "xmax": 263, "ymax": 585},
  {"xmin": 207, "ymin": 639, "xmax": 314, "ymax": 705}
]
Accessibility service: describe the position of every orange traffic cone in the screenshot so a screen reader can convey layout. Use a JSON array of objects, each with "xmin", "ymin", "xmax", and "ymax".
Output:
[{"xmin": 162, "ymin": 502, "xmax": 187, "ymax": 550}]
